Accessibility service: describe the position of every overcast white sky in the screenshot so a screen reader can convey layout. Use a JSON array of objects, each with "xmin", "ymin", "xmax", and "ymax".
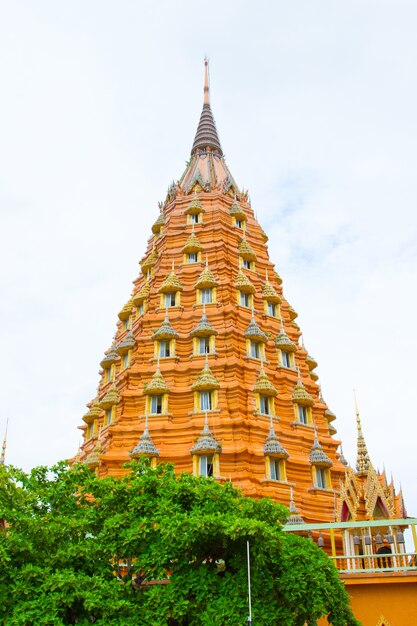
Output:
[{"xmin": 1, "ymin": 1, "xmax": 416, "ymax": 521}]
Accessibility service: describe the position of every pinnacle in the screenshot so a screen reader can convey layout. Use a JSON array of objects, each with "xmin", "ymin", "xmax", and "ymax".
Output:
[{"xmin": 191, "ymin": 60, "xmax": 222, "ymax": 155}]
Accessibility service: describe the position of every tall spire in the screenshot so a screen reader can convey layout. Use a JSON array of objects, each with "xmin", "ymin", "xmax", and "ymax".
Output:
[
  {"xmin": 0, "ymin": 419, "xmax": 8, "ymax": 465},
  {"xmin": 354, "ymin": 390, "xmax": 370, "ymax": 476},
  {"xmin": 191, "ymin": 58, "xmax": 223, "ymax": 156}
]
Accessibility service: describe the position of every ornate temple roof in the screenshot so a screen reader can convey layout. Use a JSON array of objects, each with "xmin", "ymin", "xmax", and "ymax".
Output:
[
  {"xmin": 286, "ymin": 488, "xmax": 305, "ymax": 525},
  {"xmin": 292, "ymin": 372, "xmax": 314, "ymax": 406},
  {"xmin": 152, "ymin": 314, "xmax": 179, "ymax": 340},
  {"xmin": 118, "ymin": 298, "xmax": 133, "ymax": 321},
  {"xmin": 244, "ymin": 314, "xmax": 268, "ymax": 342},
  {"xmin": 195, "ymin": 261, "xmax": 218, "ymax": 289},
  {"xmin": 191, "ymin": 359, "xmax": 220, "ymax": 391},
  {"xmin": 140, "ymin": 247, "xmax": 158, "ymax": 273},
  {"xmin": 190, "ymin": 413, "xmax": 221, "ymax": 453},
  {"xmin": 83, "ymin": 400, "xmax": 103, "ymax": 424},
  {"xmin": 254, "ymin": 366, "xmax": 278, "ymax": 396},
  {"xmin": 309, "ymin": 432, "xmax": 333, "ymax": 468},
  {"xmin": 264, "ymin": 418, "xmax": 288, "ymax": 458},
  {"xmin": 100, "ymin": 343, "xmax": 120, "ymax": 368},
  {"xmin": 190, "ymin": 308, "xmax": 217, "ymax": 337},
  {"xmin": 158, "ymin": 267, "xmax": 183, "ymax": 293},
  {"xmin": 99, "ymin": 383, "xmax": 120, "ymax": 409},
  {"xmin": 133, "ymin": 280, "xmax": 151, "ymax": 306},
  {"xmin": 184, "ymin": 192, "xmax": 204, "ymax": 214},
  {"xmin": 262, "ymin": 272, "xmax": 281, "ymax": 303},
  {"xmin": 235, "ymin": 270, "xmax": 255, "ymax": 293},
  {"xmin": 238, "ymin": 237, "xmax": 257, "ymax": 261},
  {"xmin": 117, "ymin": 330, "xmax": 136, "ymax": 354},
  {"xmin": 182, "ymin": 228, "xmax": 203, "ymax": 254},
  {"xmin": 84, "ymin": 435, "xmax": 102, "ymax": 470},
  {"xmin": 130, "ymin": 415, "xmax": 159, "ymax": 459},
  {"xmin": 152, "ymin": 211, "xmax": 165, "ymax": 234},
  {"xmin": 275, "ymin": 320, "xmax": 297, "ymax": 352},
  {"xmin": 144, "ymin": 366, "xmax": 170, "ymax": 395}
]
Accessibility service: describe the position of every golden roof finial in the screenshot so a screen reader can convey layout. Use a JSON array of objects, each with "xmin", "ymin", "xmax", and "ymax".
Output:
[
  {"xmin": 1, "ymin": 419, "xmax": 8, "ymax": 465},
  {"xmin": 204, "ymin": 57, "xmax": 210, "ymax": 105},
  {"xmin": 354, "ymin": 389, "xmax": 370, "ymax": 476}
]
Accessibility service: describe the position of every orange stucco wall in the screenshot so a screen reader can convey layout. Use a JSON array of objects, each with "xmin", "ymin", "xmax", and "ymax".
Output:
[{"xmin": 318, "ymin": 573, "xmax": 417, "ymax": 626}]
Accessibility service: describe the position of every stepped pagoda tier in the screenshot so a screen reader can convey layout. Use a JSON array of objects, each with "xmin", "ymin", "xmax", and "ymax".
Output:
[{"xmin": 77, "ymin": 59, "xmax": 351, "ymax": 524}]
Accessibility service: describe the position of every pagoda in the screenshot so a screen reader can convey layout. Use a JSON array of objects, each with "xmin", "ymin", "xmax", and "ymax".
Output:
[{"xmin": 76, "ymin": 60, "xmax": 391, "ymax": 526}]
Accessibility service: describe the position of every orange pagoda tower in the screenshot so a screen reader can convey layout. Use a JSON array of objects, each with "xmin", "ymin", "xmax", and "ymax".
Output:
[{"xmin": 77, "ymin": 59, "xmax": 349, "ymax": 524}]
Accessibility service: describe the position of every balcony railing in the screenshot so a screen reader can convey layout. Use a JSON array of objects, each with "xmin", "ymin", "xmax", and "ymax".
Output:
[{"xmin": 283, "ymin": 518, "xmax": 417, "ymax": 575}]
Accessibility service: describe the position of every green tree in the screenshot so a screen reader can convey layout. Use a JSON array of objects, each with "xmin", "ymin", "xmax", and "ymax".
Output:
[{"xmin": 0, "ymin": 460, "xmax": 360, "ymax": 626}]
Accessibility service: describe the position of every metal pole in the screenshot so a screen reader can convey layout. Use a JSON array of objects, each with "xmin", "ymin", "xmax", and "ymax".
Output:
[{"xmin": 247, "ymin": 540, "xmax": 252, "ymax": 625}]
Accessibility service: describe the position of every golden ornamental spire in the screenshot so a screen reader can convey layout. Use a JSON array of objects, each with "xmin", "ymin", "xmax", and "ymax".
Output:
[{"xmin": 354, "ymin": 390, "xmax": 370, "ymax": 476}]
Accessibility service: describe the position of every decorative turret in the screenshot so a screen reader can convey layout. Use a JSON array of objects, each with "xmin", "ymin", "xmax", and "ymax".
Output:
[
  {"xmin": 100, "ymin": 343, "xmax": 119, "ymax": 368},
  {"xmin": 244, "ymin": 313, "xmax": 268, "ymax": 342},
  {"xmin": 355, "ymin": 394, "xmax": 370, "ymax": 477},
  {"xmin": 238, "ymin": 237, "xmax": 257, "ymax": 261},
  {"xmin": 184, "ymin": 191, "xmax": 204, "ymax": 215},
  {"xmin": 82, "ymin": 400, "xmax": 102, "ymax": 424},
  {"xmin": 235, "ymin": 270, "xmax": 255, "ymax": 293},
  {"xmin": 84, "ymin": 432, "xmax": 102, "ymax": 470},
  {"xmin": 144, "ymin": 365, "xmax": 170, "ymax": 395},
  {"xmin": 229, "ymin": 198, "xmax": 246, "ymax": 219},
  {"xmin": 191, "ymin": 358, "xmax": 220, "ymax": 391},
  {"xmin": 195, "ymin": 259, "xmax": 218, "ymax": 289},
  {"xmin": 158, "ymin": 266, "xmax": 183, "ymax": 293},
  {"xmin": 130, "ymin": 414, "xmax": 159, "ymax": 460},
  {"xmin": 140, "ymin": 247, "xmax": 158, "ymax": 274},
  {"xmin": 182, "ymin": 228, "xmax": 203, "ymax": 254},
  {"xmin": 118, "ymin": 298, "xmax": 133, "ymax": 322},
  {"xmin": 286, "ymin": 488, "xmax": 305, "ymax": 525},
  {"xmin": 254, "ymin": 366, "xmax": 278, "ymax": 396},
  {"xmin": 190, "ymin": 412, "xmax": 221, "ymax": 454},
  {"xmin": 132, "ymin": 280, "xmax": 150, "ymax": 306},
  {"xmin": 264, "ymin": 417, "xmax": 288, "ymax": 458},
  {"xmin": 292, "ymin": 371, "xmax": 314, "ymax": 406},
  {"xmin": 262, "ymin": 271, "xmax": 281, "ymax": 303},
  {"xmin": 275, "ymin": 319, "xmax": 297, "ymax": 351},
  {"xmin": 117, "ymin": 330, "xmax": 136, "ymax": 355},
  {"xmin": 152, "ymin": 210, "xmax": 165, "ymax": 235},
  {"xmin": 190, "ymin": 308, "xmax": 217, "ymax": 337},
  {"xmin": 99, "ymin": 383, "xmax": 119, "ymax": 409},
  {"xmin": 309, "ymin": 431, "xmax": 333, "ymax": 467},
  {"xmin": 152, "ymin": 313, "xmax": 179, "ymax": 340}
]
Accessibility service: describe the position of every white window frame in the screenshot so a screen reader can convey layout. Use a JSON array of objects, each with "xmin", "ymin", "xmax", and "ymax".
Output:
[
  {"xmin": 151, "ymin": 395, "xmax": 163, "ymax": 414},
  {"xmin": 200, "ymin": 391, "xmax": 212, "ymax": 411},
  {"xmin": 199, "ymin": 454, "xmax": 214, "ymax": 477}
]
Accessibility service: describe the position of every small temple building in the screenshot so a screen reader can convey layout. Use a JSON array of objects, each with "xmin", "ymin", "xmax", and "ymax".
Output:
[{"xmin": 76, "ymin": 60, "xmax": 417, "ymax": 626}]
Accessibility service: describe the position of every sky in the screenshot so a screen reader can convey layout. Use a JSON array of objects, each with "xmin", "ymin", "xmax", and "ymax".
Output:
[{"xmin": 1, "ymin": 1, "xmax": 416, "ymax": 525}]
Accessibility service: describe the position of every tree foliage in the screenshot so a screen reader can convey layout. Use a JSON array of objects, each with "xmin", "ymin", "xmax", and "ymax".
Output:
[{"xmin": 0, "ymin": 460, "xmax": 360, "ymax": 625}]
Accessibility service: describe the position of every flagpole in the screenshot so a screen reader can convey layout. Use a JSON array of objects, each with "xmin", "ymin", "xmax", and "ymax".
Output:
[{"xmin": 247, "ymin": 540, "xmax": 252, "ymax": 625}]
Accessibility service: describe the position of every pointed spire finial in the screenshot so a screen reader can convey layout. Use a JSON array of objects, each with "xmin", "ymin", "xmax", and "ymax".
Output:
[
  {"xmin": 265, "ymin": 268, "xmax": 269, "ymax": 282},
  {"xmin": 1, "ymin": 419, "xmax": 9, "ymax": 465},
  {"xmin": 205, "ymin": 253, "xmax": 208, "ymax": 267},
  {"xmin": 204, "ymin": 57, "xmax": 210, "ymax": 105},
  {"xmin": 191, "ymin": 59, "xmax": 222, "ymax": 155},
  {"xmin": 354, "ymin": 389, "xmax": 370, "ymax": 476}
]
